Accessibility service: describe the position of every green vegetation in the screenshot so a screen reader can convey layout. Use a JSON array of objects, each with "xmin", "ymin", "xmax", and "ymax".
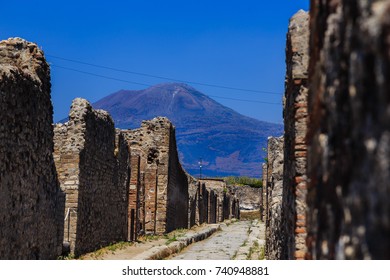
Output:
[
  {"xmin": 77, "ymin": 241, "xmax": 134, "ymax": 260},
  {"xmin": 139, "ymin": 234, "xmax": 160, "ymax": 243},
  {"xmin": 224, "ymin": 176, "xmax": 262, "ymax": 188},
  {"xmin": 165, "ymin": 235, "xmax": 178, "ymax": 245},
  {"xmin": 164, "ymin": 228, "xmax": 187, "ymax": 245},
  {"xmin": 262, "ymin": 147, "xmax": 268, "ymax": 164},
  {"xmin": 57, "ymin": 253, "xmax": 75, "ymax": 260},
  {"xmin": 259, "ymin": 245, "xmax": 265, "ymax": 260}
]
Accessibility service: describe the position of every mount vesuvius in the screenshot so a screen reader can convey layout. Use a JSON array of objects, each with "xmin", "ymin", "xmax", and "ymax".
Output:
[{"xmin": 93, "ymin": 83, "xmax": 283, "ymax": 177}]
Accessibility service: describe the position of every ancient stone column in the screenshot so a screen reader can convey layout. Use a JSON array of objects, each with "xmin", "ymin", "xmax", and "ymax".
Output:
[
  {"xmin": 307, "ymin": 0, "xmax": 390, "ymax": 259},
  {"xmin": 0, "ymin": 38, "xmax": 64, "ymax": 259}
]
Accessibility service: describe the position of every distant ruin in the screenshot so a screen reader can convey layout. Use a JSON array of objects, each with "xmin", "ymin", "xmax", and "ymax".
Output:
[{"xmin": 199, "ymin": 179, "xmax": 240, "ymax": 223}]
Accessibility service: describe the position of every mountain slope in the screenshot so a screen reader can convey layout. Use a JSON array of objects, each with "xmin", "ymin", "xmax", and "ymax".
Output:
[{"xmin": 93, "ymin": 83, "xmax": 283, "ymax": 177}]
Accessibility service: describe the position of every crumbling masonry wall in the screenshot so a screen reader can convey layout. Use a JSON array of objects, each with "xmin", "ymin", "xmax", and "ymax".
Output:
[
  {"xmin": 227, "ymin": 185, "xmax": 261, "ymax": 212},
  {"xmin": 198, "ymin": 183, "xmax": 209, "ymax": 224},
  {"xmin": 188, "ymin": 176, "xmax": 199, "ymax": 228},
  {"xmin": 261, "ymin": 163, "xmax": 267, "ymax": 222},
  {"xmin": 187, "ymin": 179, "xmax": 239, "ymax": 226},
  {"xmin": 199, "ymin": 179, "xmax": 240, "ymax": 222},
  {"xmin": 122, "ymin": 117, "xmax": 189, "ymax": 235},
  {"xmin": 54, "ymin": 98, "xmax": 129, "ymax": 256},
  {"xmin": 281, "ymin": 10, "xmax": 309, "ymax": 260},
  {"xmin": 208, "ymin": 190, "xmax": 217, "ymax": 224},
  {"xmin": 0, "ymin": 38, "xmax": 64, "ymax": 259},
  {"xmin": 307, "ymin": 0, "xmax": 390, "ymax": 259},
  {"xmin": 264, "ymin": 136, "xmax": 284, "ymax": 260},
  {"xmin": 128, "ymin": 153, "xmax": 142, "ymax": 241},
  {"xmin": 167, "ymin": 122, "xmax": 190, "ymax": 232}
]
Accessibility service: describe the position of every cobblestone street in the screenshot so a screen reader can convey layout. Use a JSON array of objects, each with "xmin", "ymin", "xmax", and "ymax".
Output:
[{"xmin": 170, "ymin": 220, "xmax": 265, "ymax": 260}]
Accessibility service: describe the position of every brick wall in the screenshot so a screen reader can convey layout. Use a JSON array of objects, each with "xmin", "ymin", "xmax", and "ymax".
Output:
[
  {"xmin": 0, "ymin": 38, "xmax": 64, "ymax": 259},
  {"xmin": 307, "ymin": 0, "xmax": 390, "ymax": 259},
  {"xmin": 54, "ymin": 98, "xmax": 129, "ymax": 256},
  {"xmin": 122, "ymin": 117, "xmax": 189, "ymax": 234},
  {"xmin": 281, "ymin": 10, "xmax": 309, "ymax": 260},
  {"xmin": 128, "ymin": 153, "xmax": 141, "ymax": 240}
]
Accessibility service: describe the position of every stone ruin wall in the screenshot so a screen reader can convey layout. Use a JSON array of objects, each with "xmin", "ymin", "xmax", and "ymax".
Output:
[
  {"xmin": 122, "ymin": 117, "xmax": 189, "ymax": 235},
  {"xmin": 123, "ymin": 123, "xmax": 241, "ymax": 237},
  {"xmin": 0, "ymin": 37, "xmax": 243, "ymax": 259},
  {"xmin": 281, "ymin": 10, "xmax": 309, "ymax": 260},
  {"xmin": 166, "ymin": 123, "xmax": 190, "ymax": 231},
  {"xmin": 127, "ymin": 153, "xmax": 142, "ymax": 241},
  {"xmin": 263, "ymin": 136, "xmax": 284, "ymax": 260},
  {"xmin": 262, "ymin": 2, "xmax": 390, "ymax": 260},
  {"xmin": 227, "ymin": 185, "xmax": 261, "ymax": 212},
  {"xmin": 199, "ymin": 179, "xmax": 240, "ymax": 223},
  {"xmin": 208, "ymin": 189, "xmax": 218, "ymax": 224},
  {"xmin": 199, "ymin": 179, "xmax": 223, "ymax": 223},
  {"xmin": 54, "ymin": 98, "xmax": 129, "ymax": 256},
  {"xmin": 261, "ymin": 163, "xmax": 267, "ymax": 222},
  {"xmin": 187, "ymin": 175, "xmax": 199, "ymax": 228},
  {"xmin": 306, "ymin": 0, "xmax": 390, "ymax": 259},
  {"xmin": 0, "ymin": 38, "xmax": 64, "ymax": 259},
  {"xmin": 198, "ymin": 183, "xmax": 209, "ymax": 224}
]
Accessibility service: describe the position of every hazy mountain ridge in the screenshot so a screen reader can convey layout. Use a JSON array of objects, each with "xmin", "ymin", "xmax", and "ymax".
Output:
[{"xmin": 93, "ymin": 83, "xmax": 283, "ymax": 177}]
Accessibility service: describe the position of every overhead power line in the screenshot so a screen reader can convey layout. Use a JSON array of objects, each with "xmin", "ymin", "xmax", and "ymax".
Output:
[
  {"xmin": 47, "ymin": 54, "xmax": 282, "ymax": 96},
  {"xmin": 52, "ymin": 65, "xmax": 152, "ymax": 87},
  {"xmin": 51, "ymin": 64, "xmax": 282, "ymax": 105},
  {"xmin": 207, "ymin": 95, "xmax": 280, "ymax": 105}
]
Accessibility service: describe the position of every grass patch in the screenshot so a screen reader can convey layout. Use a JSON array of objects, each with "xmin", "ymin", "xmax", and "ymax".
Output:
[
  {"xmin": 231, "ymin": 251, "xmax": 238, "ymax": 260},
  {"xmin": 138, "ymin": 234, "xmax": 161, "ymax": 243},
  {"xmin": 57, "ymin": 254, "xmax": 75, "ymax": 260},
  {"xmin": 246, "ymin": 240, "xmax": 264, "ymax": 260},
  {"xmin": 247, "ymin": 246, "xmax": 254, "ymax": 260},
  {"xmin": 106, "ymin": 241, "xmax": 130, "ymax": 252},
  {"xmin": 164, "ymin": 228, "xmax": 188, "ymax": 245},
  {"xmin": 78, "ymin": 241, "xmax": 133, "ymax": 260},
  {"xmin": 165, "ymin": 235, "xmax": 178, "ymax": 245},
  {"xmin": 259, "ymin": 245, "xmax": 265, "ymax": 260}
]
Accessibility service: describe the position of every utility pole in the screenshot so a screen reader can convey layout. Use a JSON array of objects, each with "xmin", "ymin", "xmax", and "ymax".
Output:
[{"xmin": 198, "ymin": 158, "xmax": 202, "ymax": 180}]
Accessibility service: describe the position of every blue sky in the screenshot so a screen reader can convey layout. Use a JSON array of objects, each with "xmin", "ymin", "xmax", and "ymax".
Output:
[{"xmin": 1, "ymin": 0, "xmax": 309, "ymax": 124}]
